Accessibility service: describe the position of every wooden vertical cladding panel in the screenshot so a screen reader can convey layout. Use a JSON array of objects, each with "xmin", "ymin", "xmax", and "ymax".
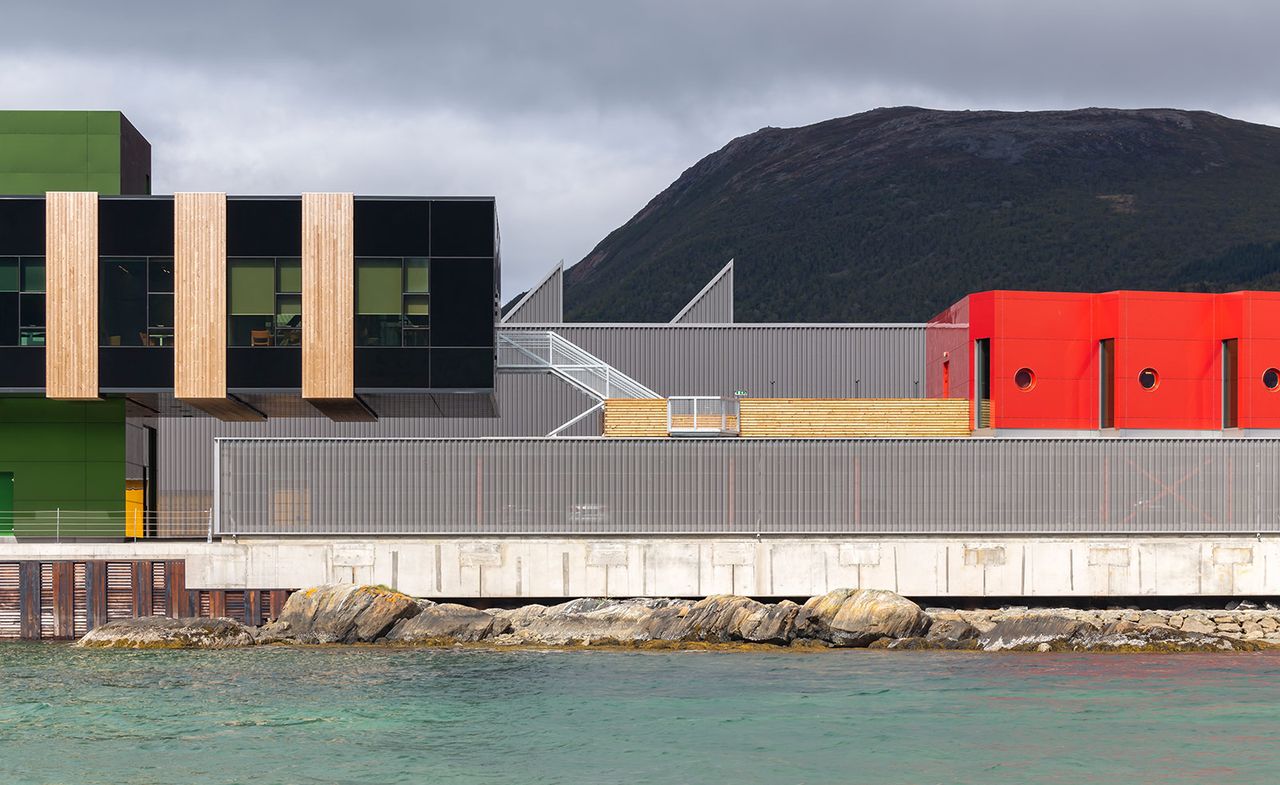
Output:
[
  {"xmin": 302, "ymin": 193, "xmax": 372, "ymax": 421},
  {"xmin": 45, "ymin": 191, "xmax": 99, "ymax": 400},
  {"xmin": 174, "ymin": 193, "xmax": 264, "ymax": 422}
]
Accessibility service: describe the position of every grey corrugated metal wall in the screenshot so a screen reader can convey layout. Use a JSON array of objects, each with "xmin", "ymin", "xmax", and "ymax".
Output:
[
  {"xmin": 217, "ymin": 437, "xmax": 1280, "ymax": 536},
  {"xmin": 671, "ymin": 260, "xmax": 733, "ymax": 324},
  {"xmin": 159, "ymin": 373, "xmax": 599, "ymax": 512},
  {"xmin": 501, "ymin": 264, "xmax": 563, "ymax": 324},
  {"xmin": 503, "ymin": 324, "xmax": 926, "ymax": 398}
]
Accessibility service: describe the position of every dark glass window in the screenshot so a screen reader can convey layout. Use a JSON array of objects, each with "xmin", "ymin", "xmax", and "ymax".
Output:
[
  {"xmin": 1014, "ymin": 368, "xmax": 1035, "ymax": 391},
  {"xmin": 229, "ymin": 257, "xmax": 302, "ymax": 347},
  {"xmin": 1264, "ymin": 368, "xmax": 1279, "ymax": 390},
  {"xmin": 356, "ymin": 257, "xmax": 429, "ymax": 347},
  {"xmin": 100, "ymin": 257, "xmax": 175, "ymax": 347},
  {"xmin": 1138, "ymin": 368, "xmax": 1159, "ymax": 390},
  {"xmin": 0, "ymin": 257, "xmax": 46, "ymax": 346}
]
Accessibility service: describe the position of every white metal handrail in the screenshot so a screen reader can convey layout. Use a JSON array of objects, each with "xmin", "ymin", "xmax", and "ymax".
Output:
[
  {"xmin": 498, "ymin": 330, "xmax": 660, "ymax": 400},
  {"xmin": 667, "ymin": 396, "xmax": 740, "ymax": 436},
  {"xmin": 0, "ymin": 510, "xmax": 213, "ymax": 541}
]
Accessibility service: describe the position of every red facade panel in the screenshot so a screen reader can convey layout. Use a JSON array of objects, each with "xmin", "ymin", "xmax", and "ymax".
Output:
[{"xmin": 928, "ymin": 289, "xmax": 1280, "ymax": 431}]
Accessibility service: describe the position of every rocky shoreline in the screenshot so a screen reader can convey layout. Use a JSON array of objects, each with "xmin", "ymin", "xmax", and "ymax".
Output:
[{"xmin": 75, "ymin": 584, "xmax": 1280, "ymax": 653}]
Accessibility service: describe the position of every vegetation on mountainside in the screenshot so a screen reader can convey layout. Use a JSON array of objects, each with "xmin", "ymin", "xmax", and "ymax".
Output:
[{"xmin": 563, "ymin": 107, "xmax": 1280, "ymax": 322}]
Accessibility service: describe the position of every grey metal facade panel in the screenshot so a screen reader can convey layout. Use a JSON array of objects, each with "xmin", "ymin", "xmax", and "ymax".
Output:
[
  {"xmin": 671, "ymin": 261, "xmax": 733, "ymax": 324},
  {"xmin": 216, "ymin": 437, "xmax": 1280, "ymax": 536},
  {"xmin": 501, "ymin": 263, "xmax": 563, "ymax": 324},
  {"xmin": 157, "ymin": 372, "xmax": 597, "ymax": 513},
  {"xmin": 504, "ymin": 324, "xmax": 927, "ymax": 398}
]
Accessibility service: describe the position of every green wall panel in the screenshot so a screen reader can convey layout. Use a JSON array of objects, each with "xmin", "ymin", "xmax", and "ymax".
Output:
[
  {"xmin": 0, "ymin": 398, "xmax": 125, "ymax": 516},
  {"xmin": 0, "ymin": 111, "xmax": 128, "ymax": 196}
]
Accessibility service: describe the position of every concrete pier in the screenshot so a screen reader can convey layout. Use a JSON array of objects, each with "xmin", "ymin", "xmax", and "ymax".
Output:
[{"xmin": 2, "ymin": 535, "xmax": 1278, "ymax": 599}]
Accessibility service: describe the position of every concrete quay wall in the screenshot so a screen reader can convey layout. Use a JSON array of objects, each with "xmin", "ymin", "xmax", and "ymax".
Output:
[{"xmin": 2, "ymin": 535, "xmax": 1278, "ymax": 600}]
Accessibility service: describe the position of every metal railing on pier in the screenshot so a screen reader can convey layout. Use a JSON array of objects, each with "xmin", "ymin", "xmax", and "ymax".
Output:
[{"xmin": 0, "ymin": 510, "xmax": 213, "ymax": 542}]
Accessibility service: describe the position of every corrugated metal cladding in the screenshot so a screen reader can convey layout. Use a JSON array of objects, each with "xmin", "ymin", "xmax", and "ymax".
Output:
[
  {"xmin": 501, "ymin": 264, "xmax": 563, "ymax": 324},
  {"xmin": 217, "ymin": 437, "xmax": 1280, "ymax": 536},
  {"xmin": 671, "ymin": 261, "xmax": 733, "ymax": 324},
  {"xmin": 503, "ymin": 324, "xmax": 926, "ymax": 398},
  {"xmin": 158, "ymin": 373, "xmax": 599, "ymax": 513}
]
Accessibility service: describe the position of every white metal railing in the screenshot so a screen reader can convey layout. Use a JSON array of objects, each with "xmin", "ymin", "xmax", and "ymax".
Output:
[
  {"xmin": 667, "ymin": 396, "xmax": 740, "ymax": 436},
  {"xmin": 0, "ymin": 510, "xmax": 213, "ymax": 541},
  {"xmin": 498, "ymin": 330, "xmax": 660, "ymax": 400}
]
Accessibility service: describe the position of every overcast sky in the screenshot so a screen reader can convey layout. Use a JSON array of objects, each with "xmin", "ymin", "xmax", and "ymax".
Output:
[{"xmin": 3, "ymin": 1, "xmax": 1279, "ymax": 296}]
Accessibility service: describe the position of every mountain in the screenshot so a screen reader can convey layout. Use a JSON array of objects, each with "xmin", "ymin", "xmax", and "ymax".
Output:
[{"xmin": 562, "ymin": 107, "xmax": 1280, "ymax": 323}]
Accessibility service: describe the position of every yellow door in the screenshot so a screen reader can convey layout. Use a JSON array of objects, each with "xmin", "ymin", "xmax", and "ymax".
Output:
[{"xmin": 125, "ymin": 480, "xmax": 145, "ymax": 538}]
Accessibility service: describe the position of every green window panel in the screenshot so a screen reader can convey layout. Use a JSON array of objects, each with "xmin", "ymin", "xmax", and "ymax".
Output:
[
  {"xmin": 0, "ymin": 258, "xmax": 16, "ymax": 292},
  {"xmin": 20, "ymin": 259, "xmax": 44, "ymax": 292},
  {"xmin": 357, "ymin": 259, "xmax": 402, "ymax": 315},
  {"xmin": 405, "ymin": 257, "xmax": 429, "ymax": 292},
  {"xmin": 230, "ymin": 258, "xmax": 276, "ymax": 315},
  {"xmin": 277, "ymin": 258, "xmax": 301, "ymax": 293}
]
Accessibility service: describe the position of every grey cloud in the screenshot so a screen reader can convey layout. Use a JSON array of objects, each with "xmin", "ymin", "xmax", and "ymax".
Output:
[{"xmin": 2, "ymin": 1, "xmax": 1280, "ymax": 294}]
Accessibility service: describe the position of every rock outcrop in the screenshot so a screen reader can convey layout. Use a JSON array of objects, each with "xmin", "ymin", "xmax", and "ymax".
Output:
[
  {"xmin": 258, "ymin": 584, "xmax": 421, "ymax": 644},
  {"xmin": 77, "ymin": 617, "xmax": 255, "ymax": 649},
  {"xmin": 977, "ymin": 614, "xmax": 1098, "ymax": 651},
  {"xmin": 795, "ymin": 589, "xmax": 931, "ymax": 647},
  {"xmin": 386, "ymin": 602, "xmax": 511, "ymax": 643}
]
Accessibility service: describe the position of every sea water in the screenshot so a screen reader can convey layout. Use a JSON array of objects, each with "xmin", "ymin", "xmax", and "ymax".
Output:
[{"xmin": 1, "ymin": 643, "xmax": 1278, "ymax": 784}]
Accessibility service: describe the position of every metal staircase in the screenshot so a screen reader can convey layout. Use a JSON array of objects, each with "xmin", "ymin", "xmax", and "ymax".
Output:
[{"xmin": 497, "ymin": 330, "xmax": 659, "ymax": 400}]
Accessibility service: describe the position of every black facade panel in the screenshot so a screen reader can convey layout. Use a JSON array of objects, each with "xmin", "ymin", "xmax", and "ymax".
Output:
[
  {"xmin": 100, "ymin": 348, "xmax": 172, "ymax": 389},
  {"xmin": 0, "ymin": 199, "xmax": 45, "ymax": 255},
  {"xmin": 227, "ymin": 199, "xmax": 301, "ymax": 257},
  {"xmin": 0, "ymin": 347, "xmax": 44, "ymax": 389},
  {"xmin": 118, "ymin": 114, "xmax": 153, "ymax": 196},
  {"xmin": 99, "ymin": 198, "xmax": 174, "ymax": 256},
  {"xmin": 430, "ymin": 257, "xmax": 495, "ymax": 347},
  {"xmin": 354, "ymin": 347, "xmax": 431, "ymax": 389},
  {"xmin": 227, "ymin": 348, "xmax": 302, "ymax": 390},
  {"xmin": 430, "ymin": 348, "xmax": 494, "ymax": 389},
  {"xmin": 353, "ymin": 199, "xmax": 430, "ymax": 256},
  {"xmin": 430, "ymin": 200, "xmax": 495, "ymax": 257}
]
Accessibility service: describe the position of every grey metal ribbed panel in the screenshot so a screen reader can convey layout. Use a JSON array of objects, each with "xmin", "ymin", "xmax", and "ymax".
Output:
[
  {"xmin": 504, "ymin": 324, "xmax": 926, "ymax": 398},
  {"xmin": 501, "ymin": 263, "xmax": 563, "ymax": 324},
  {"xmin": 671, "ymin": 260, "xmax": 733, "ymax": 324},
  {"xmin": 158, "ymin": 372, "xmax": 598, "ymax": 513},
  {"xmin": 216, "ymin": 437, "xmax": 1280, "ymax": 535}
]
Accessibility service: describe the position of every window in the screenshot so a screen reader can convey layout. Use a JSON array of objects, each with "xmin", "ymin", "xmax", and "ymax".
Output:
[
  {"xmin": 0, "ymin": 257, "xmax": 46, "ymax": 346},
  {"xmin": 229, "ymin": 257, "xmax": 301, "ymax": 347},
  {"xmin": 974, "ymin": 338, "xmax": 991, "ymax": 428},
  {"xmin": 1264, "ymin": 368, "xmax": 1280, "ymax": 390},
  {"xmin": 1224, "ymin": 340, "xmax": 1238, "ymax": 428},
  {"xmin": 1138, "ymin": 367, "xmax": 1159, "ymax": 390},
  {"xmin": 100, "ymin": 257, "xmax": 174, "ymax": 347},
  {"xmin": 1099, "ymin": 339, "xmax": 1115, "ymax": 428},
  {"xmin": 1014, "ymin": 367, "xmax": 1035, "ymax": 391},
  {"xmin": 356, "ymin": 257, "xmax": 429, "ymax": 347}
]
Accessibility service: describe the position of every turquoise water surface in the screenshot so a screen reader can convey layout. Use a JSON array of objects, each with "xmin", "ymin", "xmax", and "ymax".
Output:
[{"xmin": 1, "ymin": 643, "xmax": 1279, "ymax": 784}]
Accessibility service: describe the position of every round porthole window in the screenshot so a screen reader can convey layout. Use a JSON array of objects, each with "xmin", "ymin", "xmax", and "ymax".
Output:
[
  {"xmin": 1014, "ymin": 368, "xmax": 1035, "ymax": 391},
  {"xmin": 1138, "ymin": 368, "xmax": 1159, "ymax": 390},
  {"xmin": 1265, "ymin": 368, "xmax": 1280, "ymax": 390}
]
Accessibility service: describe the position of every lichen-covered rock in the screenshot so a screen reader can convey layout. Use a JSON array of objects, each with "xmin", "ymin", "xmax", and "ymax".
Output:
[
  {"xmin": 258, "ymin": 584, "xmax": 420, "ymax": 644},
  {"xmin": 647, "ymin": 596, "xmax": 800, "ymax": 644},
  {"xmin": 925, "ymin": 617, "xmax": 980, "ymax": 647},
  {"xmin": 77, "ymin": 617, "xmax": 255, "ymax": 649},
  {"xmin": 978, "ymin": 614, "xmax": 1097, "ymax": 651},
  {"xmin": 795, "ymin": 589, "xmax": 931, "ymax": 647},
  {"xmin": 385, "ymin": 601, "xmax": 511, "ymax": 643},
  {"xmin": 499, "ymin": 597, "xmax": 694, "ymax": 645}
]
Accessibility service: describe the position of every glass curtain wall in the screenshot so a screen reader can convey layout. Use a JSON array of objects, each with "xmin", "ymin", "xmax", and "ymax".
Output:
[
  {"xmin": 356, "ymin": 257, "xmax": 429, "ymax": 347},
  {"xmin": 229, "ymin": 257, "xmax": 301, "ymax": 346},
  {"xmin": 99, "ymin": 257, "xmax": 174, "ymax": 346},
  {"xmin": 0, "ymin": 257, "xmax": 46, "ymax": 346}
]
